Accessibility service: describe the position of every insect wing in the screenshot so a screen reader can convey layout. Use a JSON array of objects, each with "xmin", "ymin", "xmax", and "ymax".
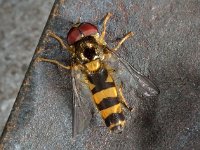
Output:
[
  {"xmin": 104, "ymin": 49, "xmax": 159, "ymax": 98},
  {"xmin": 71, "ymin": 67, "xmax": 93, "ymax": 137}
]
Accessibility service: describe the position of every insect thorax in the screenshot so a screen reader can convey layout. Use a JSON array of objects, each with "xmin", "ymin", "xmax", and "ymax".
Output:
[{"xmin": 72, "ymin": 36, "xmax": 105, "ymax": 73}]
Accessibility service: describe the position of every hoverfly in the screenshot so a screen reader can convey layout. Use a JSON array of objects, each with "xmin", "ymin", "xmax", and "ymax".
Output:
[{"xmin": 37, "ymin": 13, "xmax": 159, "ymax": 137}]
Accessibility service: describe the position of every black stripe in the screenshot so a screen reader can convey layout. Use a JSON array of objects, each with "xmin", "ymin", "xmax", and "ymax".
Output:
[
  {"xmin": 87, "ymin": 68, "xmax": 108, "ymax": 84},
  {"xmin": 91, "ymin": 82, "xmax": 115, "ymax": 94},
  {"xmin": 87, "ymin": 68, "xmax": 116, "ymax": 94},
  {"xmin": 97, "ymin": 97, "xmax": 120, "ymax": 111},
  {"xmin": 105, "ymin": 113, "xmax": 125, "ymax": 127}
]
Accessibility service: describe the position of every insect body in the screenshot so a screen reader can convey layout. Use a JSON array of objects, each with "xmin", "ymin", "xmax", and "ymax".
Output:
[
  {"xmin": 66, "ymin": 20, "xmax": 128, "ymax": 133},
  {"xmin": 87, "ymin": 68, "xmax": 125, "ymax": 132},
  {"xmin": 37, "ymin": 13, "xmax": 159, "ymax": 136}
]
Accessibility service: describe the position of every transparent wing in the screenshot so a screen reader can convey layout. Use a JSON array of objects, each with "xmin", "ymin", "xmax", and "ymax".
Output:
[
  {"xmin": 104, "ymin": 49, "xmax": 159, "ymax": 98},
  {"xmin": 71, "ymin": 65, "xmax": 93, "ymax": 137}
]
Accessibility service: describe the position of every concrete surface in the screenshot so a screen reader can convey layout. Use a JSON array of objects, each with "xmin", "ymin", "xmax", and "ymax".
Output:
[
  {"xmin": 1, "ymin": 0, "xmax": 200, "ymax": 150},
  {"xmin": 0, "ymin": 0, "xmax": 54, "ymax": 135}
]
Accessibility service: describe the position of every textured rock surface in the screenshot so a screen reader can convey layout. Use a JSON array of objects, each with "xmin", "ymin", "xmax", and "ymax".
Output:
[
  {"xmin": 0, "ymin": 0, "xmax": 54, "ymax": 135},
  {"xmin": 1, "ymin": 0, "xmax": 200, "ymax": 150}
]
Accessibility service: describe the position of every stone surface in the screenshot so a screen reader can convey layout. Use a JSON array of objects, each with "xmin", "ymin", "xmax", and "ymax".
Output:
[
  {"xmin": 1, "ymin": 0, "xmax": 200, "ymax": 150},
  {"xmin": 0, "ymin": 0, "xmax": 54, "ymax": 135}
]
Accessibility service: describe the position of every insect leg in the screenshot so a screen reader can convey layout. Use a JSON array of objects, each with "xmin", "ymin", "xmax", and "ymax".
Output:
[
  {"xmin": 99, "ymin": 12, "xmax": 112, "ymax": 43},
  {"xmin": 36, "ymin": 57, "xmax": 71, "ymax": 70},
  {"xmin": 111, "ymin": 32, "xmax": 134, "ymax": 51},
  {"xmin": 118, "ymin": 84, "xmax": 133, "ymax": 112},
  {"xmin": 47, "ymin": 30, "xmax": 74, "ymax": 53},
  {"xmin": 106, "ymin": 66, "xmax": 133, "ymax": 112}
]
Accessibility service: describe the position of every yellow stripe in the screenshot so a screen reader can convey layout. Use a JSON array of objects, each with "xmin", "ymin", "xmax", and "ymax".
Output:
[
  {"xmin": 93, "ymin": 87, "xmax": 117, "ymax": 104},
  {"xmin": 109, "ymin": 120, "xmax": 126, "ymax": 129},
  {"xmin": 100, "ymin": 104, "xmax": 122, "ymax": 119},
  {"xmin": 88, "ymin": 82, "xmax": 95, "ymax": 90},
  {"xmin": 105, "ymin": 75, "xmax": 113, "ymax": 82},
  {"xmin": 85, "ymin": 59, "xmax": 101, "ymax": 72}
]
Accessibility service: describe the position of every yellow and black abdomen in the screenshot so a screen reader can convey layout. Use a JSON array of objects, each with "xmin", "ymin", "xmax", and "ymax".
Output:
[{"xmin": 87, "ymin": 68, "xmax": 125, "ymax": 132}]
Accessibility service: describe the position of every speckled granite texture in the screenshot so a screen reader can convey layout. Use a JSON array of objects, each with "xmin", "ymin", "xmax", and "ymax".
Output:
[{"xmin": 0, "ymin": 0, "xmax": 54, "ymax": 135}]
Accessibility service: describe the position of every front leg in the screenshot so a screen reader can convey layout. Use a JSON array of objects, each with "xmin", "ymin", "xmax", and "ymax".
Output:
[
  {"xmin": 36, "ymin": 57, "xmax": 71, "ymax": 70},
  {"xmin": 47, "ymin": 30, "xmax": 75, "ymax": 54},
  {"xmin": 111, "ymin": 32, "xmax": 134, "ymax": 51},
  {"xmin": 99, "ymin": 12, "xmax": 112, "ymax": 44}
]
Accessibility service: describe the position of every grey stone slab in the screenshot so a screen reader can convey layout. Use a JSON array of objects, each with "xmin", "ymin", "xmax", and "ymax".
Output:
[
  {"xmin": 0, "ymin": 0, "xmax": 54, "ymax": 135},
  {"xmin": 1, "ymin": 0, "xmax": 200, "ymax": 149}
]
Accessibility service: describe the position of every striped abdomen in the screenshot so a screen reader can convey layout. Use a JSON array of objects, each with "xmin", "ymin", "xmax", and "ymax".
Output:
[{"xmin": 87, "ymin": 68, "xmax": 125, "ymax": 132}]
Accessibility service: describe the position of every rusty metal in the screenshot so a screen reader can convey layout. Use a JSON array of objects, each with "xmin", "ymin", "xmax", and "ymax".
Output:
[{"xmin": 1, "ymin": 0, "xmax": 200, "ymax": 149}]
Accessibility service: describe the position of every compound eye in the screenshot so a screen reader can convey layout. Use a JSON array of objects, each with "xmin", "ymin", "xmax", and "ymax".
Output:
[
  {"xmin": 67, "ymin": 27, "xmax": 81, "ymax": 45},
  {"xmin": 83, "ymin": 48, "xmax": 96, "ymax": 60},
  {"xmin": 79, "ymin": 23, "xmax": 98, "ymax": 37}
]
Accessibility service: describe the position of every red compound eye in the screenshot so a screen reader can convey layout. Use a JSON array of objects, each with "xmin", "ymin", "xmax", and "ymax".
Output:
[
  {"xmin": 67, "ymin": 23, "xmax": 98, "ymax": 45},
  {"xmin": 67, "ymin": 27, "xmax": 82, "ymax": 45},
  {"xmin": 79, "ymin": 23, "xmax": 98, "ymax": 37}
]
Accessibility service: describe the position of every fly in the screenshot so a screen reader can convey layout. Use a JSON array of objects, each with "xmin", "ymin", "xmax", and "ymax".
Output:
[{"xmin": 37, "ymin": 13, "xmax": 159, "ymax": 137}]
